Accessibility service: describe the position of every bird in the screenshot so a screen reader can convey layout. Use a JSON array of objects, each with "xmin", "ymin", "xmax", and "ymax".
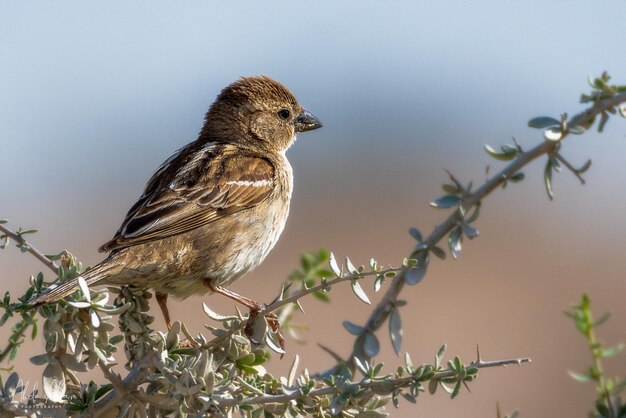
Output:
[{"xmin": 31, "ymin": 75, "xmax": 322, "ymax": 337}]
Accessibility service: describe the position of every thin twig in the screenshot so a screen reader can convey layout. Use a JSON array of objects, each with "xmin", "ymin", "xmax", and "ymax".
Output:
[
  {"xmin": 343, "ymin": 90, "xmax": 626, "ymax": 367},
  {"xmin": 202, "ymin": 266, "xmax": 403, "ymax": 348},
  {"xmin": 215, "ymin": 354, "xmax": 531, "ymax": 407},
  {"xmin": 0, "ymin": 314, "xmax": 33, "ymax": 363},
  {"xmin": 0, "ymin": 223, "xmax": 59, "ymax": 275}
]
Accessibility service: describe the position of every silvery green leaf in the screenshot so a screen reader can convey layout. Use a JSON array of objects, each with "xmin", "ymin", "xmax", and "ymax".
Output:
[
  {"xmin": 345, "ymin": 257, "xmax": 358, "ymax": 275},
  {"xmin": 568, "ymin": 370, "xmax": 593, "ymax": 382},
  {"xmin": 251, "ymin": 314, "xmax": 268, "ymax": 344},
  {"xmin": 407, "ymin": 250, "xmax": 429, "ymax": 285},
  {"xmin": 405, "ymin": 352, "xmax": 413, "ymax": 372},
  {"xmin": 428, "ymin": 379, "xmax": 438, "ymax": 395},
  {"xmin": 166, "ymin": 322, "xmax": 181, "ymax": 348},
  {"xmin": 461, "ymin": 222, "xmax": 479, "ymax": 239},
  {"xmin": 374, "ymin": 275, "xmax": 384, "ymax": 292},
  {"xmin": 343, "ymin": 321, "xmax": 365, "ymax": 336},
  {"xmin": 441, "ymin": 182, "xmax": 460, "ymax": 195},
  {"xmin": 265, "ymin": 333, "xmax": 285, "ymax": 355},
  {"xmin": 544, "ymin": 127, "xmax": 563, "ymax": 141},
  {"xmin": 435, "ymin": 344, "xmax": 447, "ymax": 368},
  {"xmin": 448, "ymin": 227, "xmax": 463, "ymax": 259},
  {"xmin": 430, "ymin": 246, "xmax": 446, "ymax": 260},
  {"xmin": 449, "ymin": 381, "xmax": 461, "ymax": 399},
  {"xmin": 601, "ymin": 344, "xmax": 624, "ymax": 358},
  {"xmin": 578, "ymin": 159, "xmax": 592, "ymax": 174},
  {"xmin": 509, "ymin": 172, "xmax": 525, "ymax": 182},
  {"xmin": 356, "ymin": 411, "xmax": 389, "ymax": 418},
  {"xmin": 408, "ymin": 227, "xmax": 423, "ymax": 242},
  {"xmin": 389, "ymin": 308, "xmax": 403, "ymax": 355},
  {"xmin": 329, "ymin": 252, "xmax": 341, "ymax": 276},
  {"xmin": 5, "ymin": 372, "xmax": 20, "ymax": 397},
  {"xmin": 405, "ymin": 267, "xmax": 426, "ymax": 286},
  {"xmin": 353, "ymin": 356, "xmax": 368, "ymax": 375},
  {"xmin": 598, "ymin": 111, "xmax": 609, "ymax": 132},
  {"xmin": 30, "ymin": 354, "xmax": 49, "ymax": 366},
  {"xmin": 202, "ymin": 303, "xmax": 235, "ymax": 321},
  {"xmin": 90, "ymin": 311, "xmax": 100, "ymax": 328},
  {"xmin": 60, "ymin": 354, "xmax": 88, "ymax": 372},
  {"xmin": 528, "ymin": 116, "xmax": 560, "ymax": 128},
  {"xmin": 43, "ymin": 362, "xmax": 66, "ymax": 402},
  {"xmin": 568, "ymin": 125, "xmax": 585, "ymax": 135},
  {"xmin": 369, "ymin": 258, "xmax": 378, "ymax": 270},
  {"xmin": 544, "ymin": 158, "xmax": 554, "ymax": 200},
  {"xmin": 402, "ymin": 392, "xmax": 417, "ymax": 404},
  {"xmin": 363, "ymin": 332, "xmax": 380, "ymax": 358},
  {"xmin": 124, "ymin": 316, "xmax": 144, "ymax": 334},
  {"xmin": 484, "ymin": 144, "xmax": 516, "ymax": 161},
  {"xmin": 351, "ymin": 280, "xmax": 371, "ymax": 304},
  {"xmin": 98, "ymin": 302, "xmax": 132, "ymax": 315},
  {"xmin": 67, "ymin": 301, "xmax": 91, "ymax": 309},
  {"xmin": 430, "ymin": 195, "xmax": 461, "ymax": 209},
  {"xmin": 77, "ymin": 276, "xmax": 90, "ymax": 302},
  {"xmin": 287, "ymin": 354, "xmax": 299, "ymax": 387}
]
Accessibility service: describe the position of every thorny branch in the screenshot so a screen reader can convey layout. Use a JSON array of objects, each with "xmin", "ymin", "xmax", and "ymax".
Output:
[
  {"xmin": 343, "ymin": 89, "xmax": 626, "ymax": 367},
  {"xmin": 216, "ymin": 352, "xmax": 531, "ymax": 407},
  {"xmin": 0, "ymin": 223, "xmax": 59, "ymax": 275}
]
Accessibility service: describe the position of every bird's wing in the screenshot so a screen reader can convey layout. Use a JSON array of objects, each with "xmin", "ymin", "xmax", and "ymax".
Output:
[{"xmin": 99, "ymin": 143, "xmax": 275, "ymax": 252}]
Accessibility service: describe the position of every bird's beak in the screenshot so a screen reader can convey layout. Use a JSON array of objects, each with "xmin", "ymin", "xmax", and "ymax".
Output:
[{"xmin": 295, "ymin": 109, "xmax": 322, "ymax": 133}]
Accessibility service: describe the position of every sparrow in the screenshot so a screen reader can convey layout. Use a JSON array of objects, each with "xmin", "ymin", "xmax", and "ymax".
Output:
[{"xmin": 31, "ymin": 75, "xmax": 322, "ymax": 335}]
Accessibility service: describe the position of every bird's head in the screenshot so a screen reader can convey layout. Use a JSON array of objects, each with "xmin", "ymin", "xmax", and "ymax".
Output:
[{"xmin": 200, "ymin": 75, "xmax": 322, "ymax": 153}]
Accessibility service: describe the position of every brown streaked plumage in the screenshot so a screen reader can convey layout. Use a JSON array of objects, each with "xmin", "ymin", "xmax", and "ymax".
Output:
[{"xmin": 31, "ymin": 76, "xmax": 322, "ymax": 336}]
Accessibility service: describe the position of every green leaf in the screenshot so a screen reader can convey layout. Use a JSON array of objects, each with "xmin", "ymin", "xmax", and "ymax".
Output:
[
  {"xmin": 509, "ymin": 172, "xmax": 525, "ymax": 182},
  {"xmin": 601, "ymin": 344, "xmax": 624, "ymax": 358},
  {"xmin": 450, "ymin": 381, "xmax": 461, "ymax": 399},
  {"xmin": 528, "ymin": 116, "xmax": 560, "ymax": 128},
  {"xmin": 430, "ymin": 195, "xmax": 461, "ymax": 209},
  {"xmin": 312, "ymin": 290, "xmax": 330, "ymax": 303},
  {"xmin": 484, "ymin": 144, "xmax": 516, "ymax": 161},
  {"xmin": 441, "ymin": 182, "xmax": 460, "ymax": 195}
]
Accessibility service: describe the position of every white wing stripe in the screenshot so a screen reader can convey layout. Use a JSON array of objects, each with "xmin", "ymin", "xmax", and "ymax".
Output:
[{"xmin": 225, "ymin": 179, "xmax": 272, "ymax": 188}]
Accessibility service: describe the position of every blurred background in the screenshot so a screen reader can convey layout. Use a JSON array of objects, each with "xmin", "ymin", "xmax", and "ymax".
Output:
[{"xmin": 2, "ymin": 1, "xmax": 626, "ymax": 416}]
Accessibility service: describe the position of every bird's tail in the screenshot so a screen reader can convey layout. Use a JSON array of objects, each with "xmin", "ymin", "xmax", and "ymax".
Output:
[{"xmin": 30, "ymin": 259, "xmax": 121, "ymax": 305}]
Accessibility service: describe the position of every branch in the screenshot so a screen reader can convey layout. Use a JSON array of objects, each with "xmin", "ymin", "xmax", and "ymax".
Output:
[
  {"xmin": 343, "ymin": 89, "xmax": 626, "ymax": 366},
  {"xmin": 216, "ymin": 353, "xmax": 531, "ymax": 407},
  {"xmin": 85, "ymin": 351, "xmax": 160, "ymax": 418},
  {"xmin": 0, "ymin": 223, "xmax": 59, "ymax": 275},
  {"xmin": 202, "ymin": 266, "xmax": 403, "ymax": 348}
]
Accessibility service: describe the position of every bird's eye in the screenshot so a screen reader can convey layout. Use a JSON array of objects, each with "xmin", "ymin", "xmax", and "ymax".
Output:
[{"xmin": 278, "ymin": 108, "xmax": 291, "ymax": 120}]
